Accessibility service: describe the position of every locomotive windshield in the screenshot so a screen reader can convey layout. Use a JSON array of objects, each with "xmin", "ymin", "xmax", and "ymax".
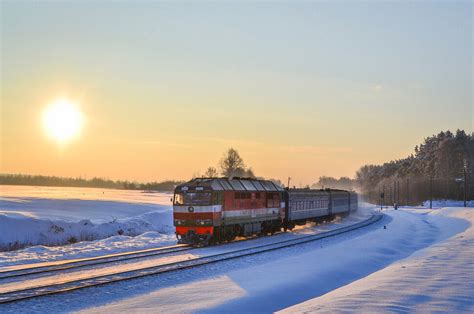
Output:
[{"xmin": 174, "ymin": 191, "xmax": 212, "ymax": 205}]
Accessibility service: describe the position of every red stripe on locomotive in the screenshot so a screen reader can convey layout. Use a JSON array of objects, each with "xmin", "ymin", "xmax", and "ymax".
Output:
[{"xmin": 176, "ymin": 226, "xmax": 213, "ymax": 236}]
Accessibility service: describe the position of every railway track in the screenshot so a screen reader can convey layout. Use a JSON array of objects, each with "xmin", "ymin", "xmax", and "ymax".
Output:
[
  {"xmin": 0, "ymin": 215, "xmax": 356, "ymax": 281},
  {"xmin": 0, "ymin": 213, "xmax": 383, "ymax": 304},
  {"xmin": 0, "ymin": 244, "xmax": 192, "ymax": 280}
]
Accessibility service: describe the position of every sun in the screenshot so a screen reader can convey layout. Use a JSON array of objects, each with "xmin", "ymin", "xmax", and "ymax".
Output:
[{"xmin": 43, "ymin": 99, "xmax": 84, "ymax": 143}]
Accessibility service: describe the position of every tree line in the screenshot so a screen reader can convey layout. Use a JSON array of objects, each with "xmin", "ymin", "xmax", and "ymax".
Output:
[
  {"xmin": 311, "ymin": 176, "xmax": 356, "ymax": 191},
  {"xmin": 3, "ymin": 130, "xmax": 472, "ymax": 201},
  {"xmin": 355, "ymin": 129, "xmax": 473, "ymax": 204},
  {"xmin": 316, "ymin": 130, "xmax": 473, "ymax": 204},
  {"xmin": 0, "ymin": 174, "xmax": 184, "ymax": 192}
]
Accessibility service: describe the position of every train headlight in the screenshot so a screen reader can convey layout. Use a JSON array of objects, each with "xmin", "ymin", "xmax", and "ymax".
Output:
[{"xmin": 195, "ymin": 219, "xmax": 212, "ymax": 226}]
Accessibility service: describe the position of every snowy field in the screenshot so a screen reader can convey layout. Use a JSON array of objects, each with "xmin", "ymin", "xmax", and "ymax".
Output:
[
  {"xmin": 0, "ymin": 185, "xmax": 472, "ymax": 312},
  {"xmin": 0, "ymin": 186, "xmax": 175, "ymax": 251},
  {"xmin": 281, "ymin": 207, "xmax": 474, "ymax": 313},
  {"xmin": 0, "ymin": 204, "xmax": 471, "ymax": 313},
  {"xmin": 78, "ymin": 206, "xmax": 472, "ymax": 313}
]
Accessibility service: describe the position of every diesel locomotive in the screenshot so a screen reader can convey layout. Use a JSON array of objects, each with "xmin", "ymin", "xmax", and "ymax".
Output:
[{"xmin": 173, "ymin": 177, "xmax": 357, "ymax": 245}]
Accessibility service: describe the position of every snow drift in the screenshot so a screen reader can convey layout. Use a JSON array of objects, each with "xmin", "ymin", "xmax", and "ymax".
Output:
[
  {"xmin": 0, "ymin": 186, "xmax": 175, "ymax": 251},
  {"xmin": 0, "ymin": 209, "xmax": 174, "ymax": 251}
]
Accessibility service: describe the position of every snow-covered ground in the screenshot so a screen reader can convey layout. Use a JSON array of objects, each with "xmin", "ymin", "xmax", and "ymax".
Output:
[
  {"xmin": 73, "ymin": 206, "xmax": 470, "ymax": 313},
  {"xmin": 0, "ymin": 186, "xmax": 472, "ymax": 313},
  {"xmin": 0, "ymin": 211, "xmax": 374, "ymax": 295},
  {"xmin": 0, "ymin": 186, "xmax": 174, "ymax": 251},
  {"xmin": 281, "ymin": 207, "xmax": 474, "ymax": 313}
]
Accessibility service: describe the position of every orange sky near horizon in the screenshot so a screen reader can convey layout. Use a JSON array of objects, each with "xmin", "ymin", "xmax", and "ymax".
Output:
[{"xmin": 1, "ymin": 2, "xmax": 472, "ymax": 185}]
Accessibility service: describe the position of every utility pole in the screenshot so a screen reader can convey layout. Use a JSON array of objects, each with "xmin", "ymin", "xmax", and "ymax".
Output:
[
  {"xmin": 379, "ymin": 188, "xmax": 382, "ymax": 210},
  {"xmin": 396, "ymin": 180, "xmax": 399, "ymax": 205},
  {"xmin": 406, "ymin": 178, "xmax": 409, "ymax": 206},
  {"xmin": 430, "ymin": 176, "xmax": 433, "ymax": 209},
  {"xmin": 380, "ymin": 188, "xmax": 384, "ymax": 211},
  {"xmin": 287, "ymin": 177, "xmax": 291, "ymax": 189},
  {"xmin": 383, "ymin": 185, "xmax": 385, "ymax": 208},
  {"xmin": 464, "ymin": 164, "xmax": 467, "ymax": 208},
  {"xmin": 392, "ymin": 182, "xmax": 395, "ymax": 206}
]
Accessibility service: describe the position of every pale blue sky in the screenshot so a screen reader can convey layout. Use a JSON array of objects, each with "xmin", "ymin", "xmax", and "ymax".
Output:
[{"xmin": 1, "ymin": 1, "xmax": 473, "ymax": 183}]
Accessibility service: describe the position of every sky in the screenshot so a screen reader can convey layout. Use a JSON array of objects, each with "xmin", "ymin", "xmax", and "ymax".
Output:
[{"xmin": 1, "ymin": 1, "xmax": 472, "ymax": 185}]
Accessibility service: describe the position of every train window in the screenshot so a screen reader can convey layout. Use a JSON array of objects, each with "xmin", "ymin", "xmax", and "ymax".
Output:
[{"xmin": 174, "ymin": 192, "xmax": 212, "ymax": 205}]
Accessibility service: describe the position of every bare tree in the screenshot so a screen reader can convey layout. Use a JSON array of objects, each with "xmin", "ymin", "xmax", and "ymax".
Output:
[
  {"xmin": 219, "ymin": 148, "xmax": 246, "ymax": 178},
  {"xmin": 204, "ymin": 166, "xmax": 219, "ymax": 178}
]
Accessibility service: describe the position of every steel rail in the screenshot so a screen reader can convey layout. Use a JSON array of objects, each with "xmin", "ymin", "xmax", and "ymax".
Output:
[
  {"xmin": 0, "ymin": 213, "xmax": 383, "ymax": 304},
  {"xmin": 0, "ymin": 244, "xmax": 191, "ymax": 280}
]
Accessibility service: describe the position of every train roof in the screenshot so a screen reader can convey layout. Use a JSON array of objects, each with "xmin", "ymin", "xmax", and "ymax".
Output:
[
  {"xmin": 175, "ymin": 177, "xmax": 285, "ymax": 192},
  {"xmin": 287, "ymin": 187, "xmax": 357, "ymax": 195}
]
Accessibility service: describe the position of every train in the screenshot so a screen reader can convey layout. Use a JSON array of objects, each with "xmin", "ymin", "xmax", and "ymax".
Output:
[{"xmin": 172, "ymin": 177, "xmax": 358, "ymax": 245}]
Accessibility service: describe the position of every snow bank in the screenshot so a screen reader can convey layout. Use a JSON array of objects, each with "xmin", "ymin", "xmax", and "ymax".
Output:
[
  {"xmin": 0, "ymin": 231, "xmax": 176, "ymax": 267},
  {"xmin": 281, "ymin": 207, "xmax": 474, "ymax": 313},
  {"xmin": 421, "ymin": 199, "xmax": 474, "ymax": 208},
  {"xmin": 0, "ymin": 209, "xmax": 174, "ymax": 251},
  {"xmin": 0, "ymin": 186, "xmax": 175, "ymax": 251}
]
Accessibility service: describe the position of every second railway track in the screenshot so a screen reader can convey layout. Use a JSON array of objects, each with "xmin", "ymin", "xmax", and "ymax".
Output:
[
  {"xmin": 0, "ymin": 213, "xmax": 383, "ymax": 304},
  {"xmin": 0, "ymin": 244, "xmax": 192, "ymax": 280}
]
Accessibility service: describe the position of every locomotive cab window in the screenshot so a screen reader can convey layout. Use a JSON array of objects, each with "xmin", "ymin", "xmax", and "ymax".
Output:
[{"xmin": 174, "ymin": 191, "xmax": 212, "ymax": 205}]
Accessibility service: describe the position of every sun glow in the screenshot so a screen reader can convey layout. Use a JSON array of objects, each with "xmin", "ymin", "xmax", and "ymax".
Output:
[{"xmin": 43, "ymin": 99, "xmax": 84, "ymax": 143}]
